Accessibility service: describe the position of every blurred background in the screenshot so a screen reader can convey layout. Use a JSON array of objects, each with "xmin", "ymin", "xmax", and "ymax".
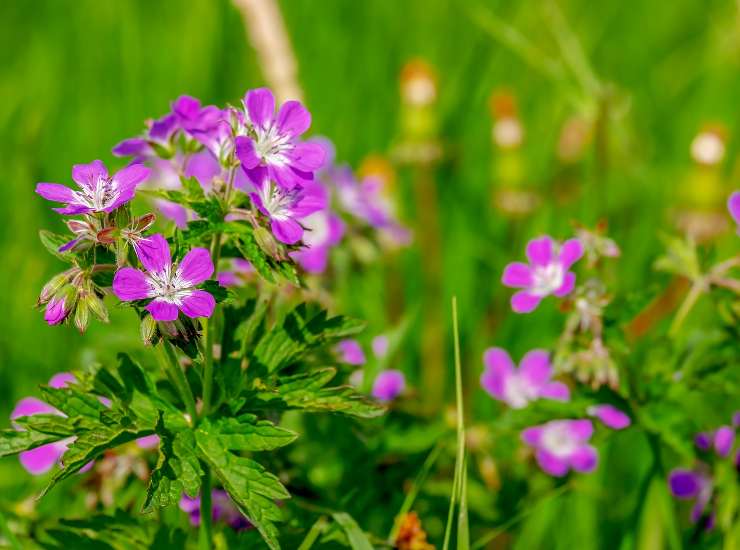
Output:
[{"xmin": 1, "ymin": 0, "xmax": 739, "ymax": 547}]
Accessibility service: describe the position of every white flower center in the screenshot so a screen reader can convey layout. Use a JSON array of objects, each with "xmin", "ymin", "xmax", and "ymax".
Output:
[
  {"xmin": 260, "ymin": 182, "xmax": 298, "ymax": 221},
  {"xmin": 301, "ymin": 211, "xmax": 329, "ymax": 247},
  {"xmin": 146, "ymin": 264, "xmax": 192, "ymax": 305},
  {"xmin": 541, "ymin": 423, "xmax": 577, "ymax": 458},
  {"xmin": 503, "ymin": 374, "xmax": 538, "ymax": 409},
  {"xmin": 253, "ymin": 124, "xmax": 292, "ymax": 166},
  {"xmin": 531, "ymin": 262, "xmax": 564, "ymax": 296},
  {"xmin": 73, "ymin": 175, "xmax": 120, "ymax": 211}
]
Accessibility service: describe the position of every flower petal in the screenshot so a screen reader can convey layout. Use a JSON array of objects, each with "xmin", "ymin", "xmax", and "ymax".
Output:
[
  {"xmin": 728, "ymin": 191, "xmax": 740, "ymax": 226},
  {"xmin": 519, "ymin": 349, "xmax": 551, "ymax": 388},
  {"xmin": 587, "ymin": 404, "xmax": 630, "ymax": 430},
  {"xmin": 146, "ymin": 299, "xmax": 179, "ymax": 322},
  {"xmin": 49, "ymin": 372, "xmax": 76, "ymax": 389},
  {"xmin": 235, "ymin": 136, "xmax": 260, "ymax": 169},
  {"xmin": 570, "ymin": 445, "xmax": 598, "ymax": 473},
  {"xmin": 521, "ymin": 426, "xmax": 544, "ymax": 446},
  {"xmin": 539, "ymin": 382, "xmax": 571, "ymax": 401},
  {"xmin": 371, "ymin": 370, "xmax": 405, "ymax": 402},
  {"xmin": 502, "ymin": 262, "xmax": 533, "ymax": 288},
  {"xmin": 180, "ymin": 290, "xmax": 216, "ymax": 319},
  {"xmin": 526, "ymin": 236, "xmax": 553, "ymax": 266},
  {"xmin": 270, "ymin": 164, "xmax": 302, "ymax": 190},
  {"xmin": 179, "ymin": 248, "xmax": 214, "ymax": 285},
  {"xmin": 337, "ymin": 339, "xmax": 366, "ymax": 365},
  {"xmin": 245, "ymin": 88, "xmax": 275, "ymax": 128},
  {"xmin": 113, "ymin": 268, "xmax": 152, "ymax": 301},
  {"xmin": 112, "ymin": 138, "xmax": 150, "ymax": 157},
  {"xmin": 289, "ymin": 141, "xmax": 326, "ymax": 171},
  {"xmin": 567, "ymin": 419, "xmax": 594, "ymax": 442},
  {"xmin": 35, "ymin": 183, "xmax": 75, "ymax": 203},
  {"xmin": 113, "ymin": 163, "xmax": 150, "ymax": 192},
  {"xmin": 511, "ymin": 291, "xmax": 541, "ymax": 313},
  {"xmin": 19, "ymin": 443, "xmax": 66, "ymax": 475},
  {"xmin": 136, "ymin": 234, "xmax": 171, "ymax": 274},
  {"xmin": 481, "ymin": 348, "xmax": 514, "ymax": 400},
  {"xmin": 11, "ymin": 397, "xmax": 58, "ymax": 419},
  {"xmin": 669, "ymin": 469, "xmax": 701, "ymax": 499},
  {"xmin": 559, "ymin": 238, "xmax": 584, "ymax": 270},
  {"xmin": 714, "ymin": 426, "xmax": 735, "ymax": 457},
  {"xmin": 271, "ymin": 217, "xmax": 303, "ymax": 245},
  {"xmin": 276, "ymin": 100, "xmax": 311, "ymax": 137},
  {"xmin": 553, "ymin": 271, "xmax": 576, "ymax": 297},
  {"xmin": 535, "ymin": 449, "xmax": 569, "ymax": 476},
  {"xmin": 72, "ymin": 160, "xmax": 108, "ymax": 189}
]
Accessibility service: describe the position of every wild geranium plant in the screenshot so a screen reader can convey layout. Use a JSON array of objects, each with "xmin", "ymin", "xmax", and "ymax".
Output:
[{"xmin": 3, "ymin": 89, "xmax": 386, "ymax": 549}]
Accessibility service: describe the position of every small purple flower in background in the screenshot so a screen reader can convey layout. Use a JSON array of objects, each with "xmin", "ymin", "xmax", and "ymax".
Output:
[
  {"xmin": 480, "ymin": 348, "xmax": 569, "ymax": 409},
  {"xmin": 135, "ymin": 435, "xmax": 160, "ymax": 450},
  {"xmin": 713, "ymin": 426, "xmax": 734, "ymax": 457},
  {"xmin": 180, "ymin": 490, "xmax": 252, "ymax": 531},
  {"xmin": 290, "ymin": 182, "xmax": 344, "ymax": 273},
  {"xmin": 372, "ymin": 370, "xmax": 406, "ymax": 402},
  {"xmin": 502, "ymin": 236, "xmax": 584, "ymax": 313},
  {"xmin": 235, "ymin": 88, "xmax": 325, "ymax": 190},
  {"xmin": 336, "ymin": 339, "xmax": 366, "ymax": 365},
  {"xmin": 372, "ymin": 335, "xmax": 389, "ymax": 359},
  {"xmin": 112, "ymin": 110, "xmax": 179, "ymax": 161},
  {"xmin": 728, "ymin": 191, "xmax": 740, "ymax": 234},
  {"xmin": 587, "ymin": 404, "xmax": 631, "ymax": 430},
  {"xmin": 521, "ymin": 419, "xmax": 598, "ymax": 476},
  {"xmin": 668, "ymin": 468, "xmax": 714, "ymax": 526},
  {"xmin": 112, "ymin": 234, "xmax": 215, "ymax": 321},
  {"xmin": 217, "ymin": 259, "xmax": 254, "ymax": 288},
  {"xmin": 10, "ymin": 373, "xmax": 76, "ymax": 475},
  {"xmin": 36, "ymin": 160, "xmax": 150, "ymax": 215},
  {"xmin": 246, "ymin": 177, "xmax": 326, "ymax": 244}
]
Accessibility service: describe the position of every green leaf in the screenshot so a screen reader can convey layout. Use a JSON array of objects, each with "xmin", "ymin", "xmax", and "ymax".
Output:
[
  {"xmin": 143, "ymin": 415, "xmax": 202, "ymax": 512},
  {"xmin": 12, "ymin": 414, "xmax": 75, "ymax": 437},
  {"xmin": 207, "ymin": 415, "xmax": 298, "ymax": 452},
  {"xmin": 194, "ymin": 424, "xmax": 289, "ymax": 550},
  {"xmin": 180, "ymin": 176, "xmax": 205, "ymax": 202},
  {"xmin": 201, "ymin": 280, "xmax": 230, "ymax": 304},
  {"xmin": 331, "ymin": 512, "xmax": 374, "ymax": 550},
  {"xmin": 40, "ymin": 386, "xmax": 108, "ymax": 419},
  {"xmin": 0, "ymin": 429, "xmax": 63, "ymax": 458},
  {"xmin": 39, "ymin": 230, "xmax": 74, "ymax": 262}
]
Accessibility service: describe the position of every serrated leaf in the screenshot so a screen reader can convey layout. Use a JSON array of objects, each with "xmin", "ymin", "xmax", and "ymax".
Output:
[
  {"xmin": 40, "ymin": 386, "xmax": 108, "ymax": 419},
  {"xmin": 0, "ymin": 429, "xmax": 63, "ymax": 457},
  {"xmin": 207, "ymin": 415, "xmax": 298, "ymax": 452},
  {"xmin": 143, "ymin": 415, "xmax": 202, "ymax": 512},
  {"xmin": 180, "ymin": 176, "xmax": 205, "ymax": 202},
  {"xmin": 234, "ymin": 229, "xmax": 275, "ymax": 283},
  {"xmin": 194, "ymin": 425, "xmax": 289, "ymax": 550},
  {"xmin": 39, "ymin": 230, "xmax": 74, "ymax": 262},
  {"xmin": 12, "ymin": 414, "xmax": 76, "ymax": 437}
]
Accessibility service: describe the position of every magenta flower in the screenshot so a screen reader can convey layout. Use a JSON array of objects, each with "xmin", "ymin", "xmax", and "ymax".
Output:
[
  {"xmin": 371, "ymin": 335, "xmax": 389, "ymax": 359},
  {"xmin": 112, "ymin": 234, "xmax": 215, "ymax": 321},
  {"xmin": 247, "ymin": 177, "xmax": 325, "ymax": 244},
  {"xmin": 36, "ymin": 160, "xmax": 150, "ymax": 215},
  {"xmin": 521, "ymin": 419, "xmax": 598, "ymax": 476},
  {"xmin": 336, "ymin": 339, "xmax": 366, "ymax": 365},
  {"xmin": 112, "ymin": 111, "xmax": 179, "ymax": 160},
  {"xmin": 502, "ymin": 236, "xmax": 584, "ymax": 313},
  {"xmin": 669, "ymin": 468, "xmax": 714, "ymax": 525},
  {"xmin": 235, "ymin": 88, "xmax": 325, "ymax": 190},
  {"xmin": 290, "ymin": 182, "xmax": 344, "ymax": 273},
  {"xmin": 10, "ymin": 373, "xmax": 76, "ymax": 475},
  {"xmin": 713, "ymin": 426, "xmax": 735, "ymax": 457},
  {"xmin": 371, "ymin": 370, "xmax": 406, "ymax": 402},
  {"xmin": 587, "ymin": 404, "xmax": 631, "ymax": 430},
  {"xmin": 180, "ymin": 490, "xmax": 252, "ymax": 531},
  {"xmin": 729, "ymin": 191, "xmax": 740, "ymax": 234},
  {"xmin": 216, "ymin": 259, "xmax": 254, "ymax": 288},
  {"xmin": 44, "ymin": 295, "xmax": 72, "ymax": 326},
  {"xmin": 480, "ymin": 348, "xmax": 569, "ymax": 409}
]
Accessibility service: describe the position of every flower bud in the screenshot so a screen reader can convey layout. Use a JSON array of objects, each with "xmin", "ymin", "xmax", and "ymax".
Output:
[
  {"xmin": 38, "ymin": 272, "xmax": 71, "ymax": 305},
  {"xmin": 253, "ymin": 226, "xmax": 281, "ymax": 258},
  {"xmin": 44, "ymin": 286, "xmax": 76, "ymax": 326},
  {"xmin": 140, "ymin": 314, "xmax": 158, "ymax": 346},
  {"xmin": 84, "ymin": 293, "xmax": 109, "ymax": 323},
  {"xmin": 74, "ymin": 298, "xmax": 90, "ymax": 333}
]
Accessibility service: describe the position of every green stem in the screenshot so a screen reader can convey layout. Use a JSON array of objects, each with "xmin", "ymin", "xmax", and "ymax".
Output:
[
  {"xmin": 160, "ymin": 341, "xmax": 197, "ymax": 423},
  {"xmin": 201, "ymin": 315, "xmax": 215, "ymax": 417},
  {"xmin": 198, "ymin": 464, "xmax": 213, "ymax": 550},
  {"xmin": 668, "ymin": 280, "xmax": 704, "ymax": 337}
]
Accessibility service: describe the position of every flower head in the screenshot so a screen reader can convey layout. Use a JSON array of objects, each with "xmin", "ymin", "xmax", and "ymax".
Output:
[
  {"xmin": 36, "ymin": 160, "xmax": 149, "ymax": 215},
  {"xmin": 729, "ymin": 191, "xmax": 740, "ymax": 234},
  {"xmin": 336, "ymin": 339, "xmax": 366, "ymax": 365},
  {"xmin": 289, "ymin": 181, "xmax": 344, "ymax": 272},
  {"xmin": 372, "ymin": 370, "xmax": 406, "ymax": 402},
  {"xmin": 502, "ymin": 236, "xmax": 583, "ymax": 313},
  {"xmin": 112, "ymin": 234, "xmax": 215, "ymax": 321},
  {"xmin": 180, "ymin": 490, "xmax": 252, "ymax": 531},
  {"xmin": 235, "ymin": 88, "xmax": 325, "ymax": 190},
  {"xmin": 521, "ymin": 419, "xmax": 598, "ymax": 476},
  {"xmin": 480, "ymin": 348, "xmax": 569, "ymax": 409},
  {"xmin": 669, "ymin": 468, "xmax": 714, "ymax": 525},
  {"xmin": 587, "ymin": 404, "xmax": 631, "ymax": 430}
]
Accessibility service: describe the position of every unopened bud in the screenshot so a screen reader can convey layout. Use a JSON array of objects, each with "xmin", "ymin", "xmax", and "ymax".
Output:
[
  {"xmin": 74, "ymin": 298, "xmax": 90, "ymax": 333},
  {"xmin": 140, "ymin": 314, "xmax": 158, "ymax": 346},
  {"xmin": 38, "ymin": 272, "xmax": 71, "ymax": 305},
  {"xmin": 85, "ymin": 293, "xmax": 109, "ymax": 323},
  {"xmin": 253, "ymin": 226, "xmax": 281, "ymax": 258}
]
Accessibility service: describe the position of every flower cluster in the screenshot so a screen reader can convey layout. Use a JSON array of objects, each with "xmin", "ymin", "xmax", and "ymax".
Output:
[{"xmin": 338, "ymin": 335, "xmax": 406, "ymax": 402}]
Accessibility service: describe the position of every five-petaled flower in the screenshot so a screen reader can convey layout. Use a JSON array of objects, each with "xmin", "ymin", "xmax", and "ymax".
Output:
[
  {"xmin": 290, "ymin": 181, "xmax": 344, "ymax": 272},
  {"xmin": 480, "ymin": 347, "xmax": 569, "ymax": 409},
  {"xmin": 668, "ymin": 468, "xmax": 714, "ymax": 527},
  {"xmin": 502, "ymin": 236, "xmax": 584, "ymax": 313},
  {"xmin": 112, "ymin": 234, "xmax": 215, "ymax": 321},
  {"xmin": 372, "ymin": 370, "xmax": 406, "ymax": 402},
  {"xmin": 36, "ymin": 160, "xmax": 149, "ymax": 215},
  {"xmin": 235, "ymin": 87, "xmax": 325, "ymax": 190},
  {"xmin": 521, "ymin": 419, "xmax": 598, "ymax": 476}
]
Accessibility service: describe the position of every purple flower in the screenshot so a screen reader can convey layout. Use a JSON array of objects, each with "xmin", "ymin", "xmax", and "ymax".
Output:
[
  {"xmin": 480, "ymin": 348, "xmax": 569, "ymax": 409},
  {"xmin": 235, "ymin": 88, "xmax": 325, "ymax": 190},
  {"xmin": 180, "ymin": 490, "xmax": 252, "ymax": 531},
  {"xmin": 502, "ymin": 236, "xmax": 584, "ymax": 313},
  {"xmin": 336, "ymin": 339, "xmax": 366, "ymax": 365},
  {"xmin": 713, "ymin": 426, "xmax": 734, "ymax": 457},
  {"xmin": 587, "ymin": 404, "xmax": 631, "ymax": 430},
  {"xmin": 290, "ymin": 182, "xmax": 344, "ymax": 272},
  {"xmin": 371, "ymin": 335, "xmax": 389, "ymax": 359},
  {"xmin": 44, "ymin": 296, "xmax": 71, "ymax": 326},
  {"xmin": 10, "ymin": 373, "xmax": 76, "ymax": 475},
  {"xmin": 728, "ymin": 191, "xmax": 740, "ymax": 234},
  {"xmin": 112, "ymin": 111, "xmax": 179, "ymax": 160},
  {"xmin": 216, "ymin": 259, "xmax": 254, "ymax": 288},
  {"xmin": 112, "ymin": 234, "xmax": 215, "ymax": 321},
  {"xmin": 695, "ymin": 432, "xmax": 712, "ymax": 451},
  {"xmin": 371, "ymin": 370, "xmax": 405, "ymax": 402},
  {"xmin": 247, "ymin": 177, "xmax": 325, "ymax": 244},
  {"xmin": 135, "ymin": 435, "xmax": 160, "ymax": 449},
  {"xmin": 521, "ymin": 419, "xmax": 598, "ymax": 476},
  {"xmin": 36, "ymin": 160, "xmax": 150, "ymax": 215},
  {"xmin": 668, "ymin": 468, "xmax": 713, "ymax": 524}
]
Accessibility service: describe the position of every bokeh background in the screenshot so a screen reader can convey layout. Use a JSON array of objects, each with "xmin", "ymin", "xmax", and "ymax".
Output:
[{"xmin": 1, "ymin": 0, "xmax": 739, "ymax": 547}]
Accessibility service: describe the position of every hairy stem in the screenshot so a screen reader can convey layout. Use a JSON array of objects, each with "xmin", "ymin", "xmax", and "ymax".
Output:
[
  {"xmin": 201, "ymin": 316, "xmax": 216, "ymax": 417},
  {"xmin": 160, "ymin": 340, "xmax": 197, "ymax": 423}
]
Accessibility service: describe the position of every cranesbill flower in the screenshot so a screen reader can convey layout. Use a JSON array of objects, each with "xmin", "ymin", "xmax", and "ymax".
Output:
[
  {"xmin": 502, "ymin": 236, "xmax": 584, "ymax": 313},
  {"xmin": 587, "ymin": 404, "xmax": 631, "ymax": 430},
  {"xmin": 216, "ymin": 259, "xmax": 254, "ymax": 288},
  {"xmin": 36, "ymin": 160, "xmax": 150, "ymax": 215},
  {"xmin": 480, "ymin": 348, "xmax": 569, "ymax": 409},
  {"xmin": 44, "ymin": 295, "xmax": 72, "ymax": 326},
  {"xmin": 10, "ymin": 373, "xmax": 76, "ymax": 475},
  {"xmin": 668, "ymin": 468, "xmax": 713, "ymax": 526},
  {"xmin": 336, "ymin": 339, "xmax": 366, "ymax": 365},
  {"xmin": 112, "ymin": 111, "xmax": 179, "ymax": 160},
  {"xmin": 112, "ymin": 234, "xmax": 215, "ymax": 321},
  {"xmin": 713, "ymin": 426, "xmax": 734, "ymax": 457},
  {"xmin": 521, "ymin": 419, "xmax": 598, "ymax": 476},
  {"xmin": 372, "ymin": 370, "xmax": 406, "ymax": 402},
  {"xmin": 235, "ymin": 88, "xmax": 325, "ymax": 190},
  {"xmin": 290, "ymin": 182, "xmax": 344, "ymax": 273},
  {"xmin": 248, "ymin": 177, "xmax": 325, "ymax": 244},
  {"xmin": 729, "ymin": 191, "xmax": 740, "ymax": 234},
  {"xmin": 180, "ymin": 490, "xmax": 252, "ymax": 531}
]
